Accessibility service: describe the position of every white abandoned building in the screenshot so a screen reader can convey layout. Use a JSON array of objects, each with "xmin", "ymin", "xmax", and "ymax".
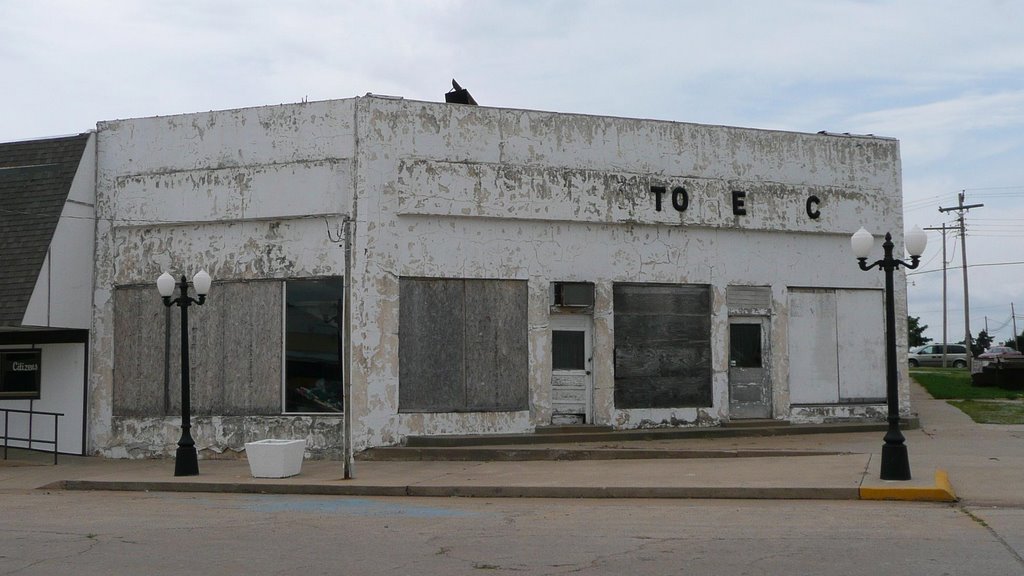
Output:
[{"xmin": 0, "ymin": 94, "xmax": 912, "ymax": 459}]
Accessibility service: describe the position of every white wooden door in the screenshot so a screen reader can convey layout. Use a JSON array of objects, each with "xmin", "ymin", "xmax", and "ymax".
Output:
[{"xmin": 550, "ymin": 315, "xmax": 593, "ymax": 424}]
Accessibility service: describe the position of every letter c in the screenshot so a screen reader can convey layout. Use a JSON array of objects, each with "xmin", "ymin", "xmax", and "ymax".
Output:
[{"xmin": 806, "ymin": 195, "xmax": 821, "ymax": 219}]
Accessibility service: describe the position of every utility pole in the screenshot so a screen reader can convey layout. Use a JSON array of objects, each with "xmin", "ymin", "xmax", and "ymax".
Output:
[
  {"xmin": 984, "ymin": 317, "xmax": 989, "ymax": 352},
  {"xmin": 1013, "ymin": 303, "xmax": 1019, "ymax": 350},
  {"xmin": 924, "ymin": 223, "xmax": 950, "ymax": 367},
  {"xmin": 939, "ymin": 191, "xmax": 983, "ymax": 359}
]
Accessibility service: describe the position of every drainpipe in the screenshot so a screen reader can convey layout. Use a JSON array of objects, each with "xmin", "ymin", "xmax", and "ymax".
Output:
[{"xmin": 342, "ymin": 216, "xmax": 354, "ymax": 479}]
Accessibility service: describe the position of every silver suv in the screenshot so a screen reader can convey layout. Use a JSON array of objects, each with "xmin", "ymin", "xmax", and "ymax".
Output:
[{"xmin": 908, "ymin": 344, "xmax": 969, "ymax": 368}]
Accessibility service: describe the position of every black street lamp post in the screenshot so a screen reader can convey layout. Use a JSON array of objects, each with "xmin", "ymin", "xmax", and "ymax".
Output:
[
  {"xmin": 851, "ymin": 226, "xmax": 927, "ymax": 481},
  {"xmin": 157, "ymin": 270, "xmax": 212, "ymax": 477}
]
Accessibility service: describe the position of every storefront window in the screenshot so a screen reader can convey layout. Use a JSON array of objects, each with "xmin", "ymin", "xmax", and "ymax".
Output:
[
  {"xmin": 284, "ymin": 278, "xmax": 343, "ymax": 413},
  {"xmin": 0, "ymin": 350, "xmax": 42, "ymax": 399}
]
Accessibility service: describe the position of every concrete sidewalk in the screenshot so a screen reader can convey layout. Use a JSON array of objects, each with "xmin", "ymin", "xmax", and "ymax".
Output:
[
  {"xmin": 4, "ymin": 382, "xmax": 1017, "ymax": 504},
  {"xmin": 4, "ymin": 449, "xmax": 950, "ymax": 501}
]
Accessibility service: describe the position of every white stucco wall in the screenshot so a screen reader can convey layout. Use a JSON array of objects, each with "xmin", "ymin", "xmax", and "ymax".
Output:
[
  {"xmin": 348, "ymin": 97, "xmax": 907, "ymax": 449},
  {"xmin": 90, "ymin": 95, "xmax": 910, "ymax": 456},
  {"xmin": 91, "ymin": 101, "xmax": 356, "ymax": 456}
]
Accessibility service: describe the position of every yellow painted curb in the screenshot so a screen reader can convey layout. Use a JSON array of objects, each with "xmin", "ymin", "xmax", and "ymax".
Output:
[{"xmin": 860, "ymin": 469, "xmax": 958, "ymax": 502}]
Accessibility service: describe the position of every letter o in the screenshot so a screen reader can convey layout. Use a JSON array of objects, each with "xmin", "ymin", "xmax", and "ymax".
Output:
[{"xmin": 671, "ymin": 186, "xmax": 688, "ymax": 212}]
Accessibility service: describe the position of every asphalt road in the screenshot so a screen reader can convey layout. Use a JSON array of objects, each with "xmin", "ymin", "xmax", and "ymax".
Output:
[{"xmin": 3, "ymin": 490, "xmax": 1023, "ymax": 575}]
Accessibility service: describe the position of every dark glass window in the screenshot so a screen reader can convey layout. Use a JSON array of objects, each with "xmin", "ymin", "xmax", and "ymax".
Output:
[
  {"xmin": 553, "ymin": 330, "xmax": 585, "ymax": 370},
  {"xmin": 285, "ymin": 278, "xmax": 343, "ymax": 413},
  {"xmin": 0, "ymin": 350, "xmax": 41, "ymax": 399},
  {"xmin": 730, "ymin": 324, "xmax": 762, "ymax": 368}
]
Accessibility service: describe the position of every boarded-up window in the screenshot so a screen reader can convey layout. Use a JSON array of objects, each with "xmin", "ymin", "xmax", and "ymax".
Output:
[
  {"xmin": 399, "ymin": 278, "xmax": 528, "ymax": 413},
  {"xmin": 788, "ymin": 288, "xmax": 885, "ymax": 404},
  {"xmin": 613, "ymin": 283, "xmax": 712, "ymax": 409},
  {"xmin": 113, "ymin": 281, "xmax": 283, "ymax": 417},
  {"xmin": 726, "ymin": 285, "xmax": 772, "ymax": 313}
]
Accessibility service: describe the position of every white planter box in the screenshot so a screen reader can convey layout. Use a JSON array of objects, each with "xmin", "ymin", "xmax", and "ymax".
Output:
[{"xmin": 244, "ymin": 439, "xmax": 306, "ymax": 478}]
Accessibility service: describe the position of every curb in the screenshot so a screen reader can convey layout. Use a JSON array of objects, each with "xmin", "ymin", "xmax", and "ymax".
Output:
[{"xmin": 859, "ymin": 469, "xmax": 958, "ymax": 503}]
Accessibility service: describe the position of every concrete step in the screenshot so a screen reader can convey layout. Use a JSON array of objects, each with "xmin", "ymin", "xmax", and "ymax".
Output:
[
  {"xmin": 357, "ymin": 446, "xmax": 851, "ymax": 462},
  {"xmin": 721, "ymin": 419, "xmax": 791, "ymax": 428},
  {"xmin": 534, "ymin": 425, "xmax": 615, "ymax": 434},
  {"xmin": 400, "ymin": 419, "xmax": 916, "ymax": 449}
]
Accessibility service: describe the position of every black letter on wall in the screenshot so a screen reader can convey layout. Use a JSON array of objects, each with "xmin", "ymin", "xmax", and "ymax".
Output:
[
  {"xmin": 731, "ymin": 190, "xmax": 747, "ymax": 216},
  {"xmin": 806, "ymin": 195, "xmax": 821, "ymax": 219},
  {"xmin": 671, "ymin": 187, "xmax": 689, "ymax": 212},
  {"xmin": 651, "ymin": 186, "xmax": 666, "ymax": 212}
]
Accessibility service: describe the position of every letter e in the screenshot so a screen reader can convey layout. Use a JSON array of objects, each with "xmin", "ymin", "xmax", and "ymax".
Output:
[{"xmin": 731, "ymin": 190, "xmax": 747, "ymax": 216}]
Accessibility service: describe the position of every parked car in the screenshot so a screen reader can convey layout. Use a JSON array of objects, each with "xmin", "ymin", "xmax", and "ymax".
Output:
[
  {"xmin": 978, "ymin": 346, "xmax": 1024, "ymax": 362},
  {"xmin": 908, "ymin": 344, "xmax": 969, "ymax": 368}
]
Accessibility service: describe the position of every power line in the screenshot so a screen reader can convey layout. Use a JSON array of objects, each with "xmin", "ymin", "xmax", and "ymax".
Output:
[{"xmin": 907, "ymin": 260, "xmax": 1024, "ymax": 276}]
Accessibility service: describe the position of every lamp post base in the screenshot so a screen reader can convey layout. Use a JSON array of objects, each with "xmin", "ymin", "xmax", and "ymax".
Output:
[
  {"xmin": 880, "ymin": 443, "xmax": 911, "ymax": 481},
  {"xmin": 174, "ymin": 445, "xmax": 199, "ymax": 477}
]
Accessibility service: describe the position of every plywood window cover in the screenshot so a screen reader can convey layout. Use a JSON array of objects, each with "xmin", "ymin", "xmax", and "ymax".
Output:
[
  {"xmin": 612, "ymin": 283, "xmax": 713, "ymax": 409},
  {"xmin": 398, "ymin": 277, "xmax": 529, "ymax": 414},
  {"xmin": 727, "ymin": 285, "xmax": 773, "ymax": 315}
]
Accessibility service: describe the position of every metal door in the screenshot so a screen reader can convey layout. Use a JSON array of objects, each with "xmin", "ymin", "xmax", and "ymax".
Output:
[
  {"xmin": 550, "ymin": 315, "xmax": 593, "ymax": 425},
  {"xmin": 728, "ymin": 317, "xmax": 771, "ymax": 419}
]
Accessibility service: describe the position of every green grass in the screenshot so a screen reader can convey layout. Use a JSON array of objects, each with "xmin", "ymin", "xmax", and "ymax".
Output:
[
  {"xmin": 911, "ymin": 368, "xmax": 1024, "ymax": 424},
  {"xmin": 948, "ymin": 400, "xmax": 1024, "ymax": 424},
  {"xmin": 909, "ymin": 368, "xmax": 1021, "ymax": 400}
]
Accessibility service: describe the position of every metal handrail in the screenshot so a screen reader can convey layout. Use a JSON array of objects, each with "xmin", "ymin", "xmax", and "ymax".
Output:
[{"xmin": 1, "ymin": 407, "xmax": 63, "ymax": 465}]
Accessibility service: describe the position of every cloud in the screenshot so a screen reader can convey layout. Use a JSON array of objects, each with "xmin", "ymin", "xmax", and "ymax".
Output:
[
  {"xmin": 851, "ymin": 91, "xmax": 1024, "ymax": 137},
  {"xmin": 4, "ymin": 0, "xmax": 1024, "ymax": 347}
]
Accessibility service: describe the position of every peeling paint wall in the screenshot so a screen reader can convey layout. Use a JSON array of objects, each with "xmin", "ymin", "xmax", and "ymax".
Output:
[
  {"xmin": 92, "ymin": 101, "xmax": 355, "ymax": 458},
  {"xmin": 91, "ymin": 96, "xmax": 909, "ymax": 457},
  {"xmin": 350, "ymin": 97, "xmax": 906, "ymax": 450}
]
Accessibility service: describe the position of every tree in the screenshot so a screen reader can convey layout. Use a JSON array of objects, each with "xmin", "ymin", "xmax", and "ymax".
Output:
[
  {"xmin": 1006, "ymin": 331, "xmax": 1024, "ymax": 351},
  {"xmin": 907, "ymin": 315, "xmax": 931, "ymax": 348},
  {"xmin": 975, "ymin": 330, "xmax": 993, "ymax": 356}
]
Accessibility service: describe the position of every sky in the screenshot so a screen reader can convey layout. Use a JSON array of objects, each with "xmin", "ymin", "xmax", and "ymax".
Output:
[{"xmin": 3, "ymin": 0, "xmax": 1023, "ymax": 345}]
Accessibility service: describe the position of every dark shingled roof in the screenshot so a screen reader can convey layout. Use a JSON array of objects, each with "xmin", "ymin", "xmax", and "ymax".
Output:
[{"xmin": 0, "ymin": 133, "xmax": 91, "ymax": 327}]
